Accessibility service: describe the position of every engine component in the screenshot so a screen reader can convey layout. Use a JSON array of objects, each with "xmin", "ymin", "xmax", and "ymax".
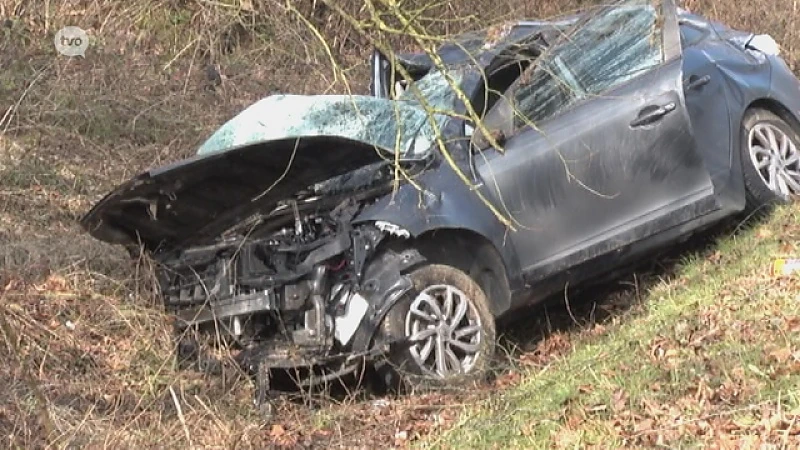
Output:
[
  {"xmin": 151, "ymin": 186, "xmax": 409, "ymax": 396},
  {"xmin": 374, "ymin": 221, "xmax": 411, "ymax": 239},
  {"xmin": 334, "ymin": 291, "xmax": 369, "ymax": 345},
  {"xmin": 283, "ymin": 283, "xmax": 310, "ymax": 310},
  {"xmin": 292, "ymin": 265, "xmax": 329, "ymax": 346},
  {"xmin": 176, "ymin": 290, "xmax": 276, "ymax": 326}
]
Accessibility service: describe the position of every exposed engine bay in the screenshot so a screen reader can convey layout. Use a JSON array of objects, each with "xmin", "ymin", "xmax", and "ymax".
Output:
[{"xmin": 152, "ymin": 161, "xmax": 423, "ymax": 390}]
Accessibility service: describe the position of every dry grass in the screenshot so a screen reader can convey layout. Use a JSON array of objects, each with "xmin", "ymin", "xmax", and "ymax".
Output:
[
  {"xmin": 2, "ymin": 0, "xmax": 800, "ymax": 448},
  {"xmin": 437, "ymin": 206, "xmax": 800, "ymax": 448}
]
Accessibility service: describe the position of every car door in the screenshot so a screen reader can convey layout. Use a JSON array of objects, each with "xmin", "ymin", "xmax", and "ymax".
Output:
[
  {"xmin": 473, "ymin": 0, "xmax": 717, "ymax": 280},
  {"xmin": 679, "ymin": 20, "xmax": 733, "ymax": 194}
]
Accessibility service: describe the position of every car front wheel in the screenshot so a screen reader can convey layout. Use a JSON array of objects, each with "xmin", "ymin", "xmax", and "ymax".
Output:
[
  {"xmin": 375, "ymin": 263, "xmax": 495, "ymax": 391},
  {"xmin": 741, "ymin": 108, "xmax": 800, "ymax": 211}
]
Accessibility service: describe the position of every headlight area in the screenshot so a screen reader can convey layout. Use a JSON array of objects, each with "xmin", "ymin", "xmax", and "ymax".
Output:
[{"xmin": 152, "ymin": 194, "xmax": 427, "ymax": 401}]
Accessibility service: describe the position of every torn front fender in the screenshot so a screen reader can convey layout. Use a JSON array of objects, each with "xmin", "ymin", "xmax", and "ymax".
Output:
[
  {"xmin": 350, "ymin": 248, "xmax": 425, "ymax": 355},
  {"xmin": 353, "ymin": 159, "xmax": 525, "ymax": 299}
]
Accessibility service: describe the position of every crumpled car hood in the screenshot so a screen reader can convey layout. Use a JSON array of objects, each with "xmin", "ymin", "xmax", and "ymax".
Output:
[{"xmin": 81, "ymin": 94, "xmax": 438, "ymax": 251}]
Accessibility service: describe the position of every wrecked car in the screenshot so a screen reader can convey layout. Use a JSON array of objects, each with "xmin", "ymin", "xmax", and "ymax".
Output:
[{"xmin": 82, "ymin": 0, "xmax": 800, "ymax": 404}]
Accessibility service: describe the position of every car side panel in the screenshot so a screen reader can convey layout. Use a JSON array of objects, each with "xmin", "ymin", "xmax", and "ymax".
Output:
[
  {"xmin": 478, "ymin": 59, "xmax": 716, "ymax": 277},
  {"xmin": 682, "ymin": 44, "xmax": 734, "ymax": 189},
  {"xmin": 767, "ymin": 55, "xmax": 800, "ymax": 126},
  {"xmin": 693, "ymin": 38, "xmax": 773, "ymax": 209},
  {"xmin": 353, "ymin": 158, "xmax": 525, "ymax": 315}
]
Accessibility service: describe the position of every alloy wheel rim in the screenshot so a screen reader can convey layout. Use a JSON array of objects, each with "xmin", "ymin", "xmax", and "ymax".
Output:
[
  {"xmin": 748, "ymin": 122, "xmax": 800, "ymax": 199},
  {"xmin": 404, "ymin": 284, "xmax": 482, "ymax": 378}
]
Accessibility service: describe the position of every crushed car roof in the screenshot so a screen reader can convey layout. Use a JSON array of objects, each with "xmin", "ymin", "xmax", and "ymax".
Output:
[{"xmin": 391, "ymin": 16, "xmax": 581, "ymax": 74}]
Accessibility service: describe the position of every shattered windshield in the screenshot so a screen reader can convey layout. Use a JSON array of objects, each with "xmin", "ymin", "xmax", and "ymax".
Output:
[
  {"xmin": 196, "ymin": 83, "xmax": 462, "ymax": 159},
  {"xmin": 397, "ymin": 69, "xmax": 465, "ymax": 114}
]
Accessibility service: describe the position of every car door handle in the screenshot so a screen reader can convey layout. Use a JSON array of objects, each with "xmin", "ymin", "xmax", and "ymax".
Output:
[
  {"xmin": 685, "ymin": 74, "xmax": 711, "ymax": 91},
  {"xmin": 630, "ymin": 102, "xmax": 676, "ymax": 128}
]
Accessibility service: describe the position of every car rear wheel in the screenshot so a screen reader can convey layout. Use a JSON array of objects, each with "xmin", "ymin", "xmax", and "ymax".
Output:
[
  {"xmin": 741, "ymin": 108, "xmax": 800, "ymax": 211},
  {"xmin": 375, "ymin": 263, "xmax": 495, "ymax": 391}
]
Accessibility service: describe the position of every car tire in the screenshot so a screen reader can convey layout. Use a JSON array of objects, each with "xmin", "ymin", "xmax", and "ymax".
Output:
[
  {"xmin": 740, "ymin": 108, "xmax": 800, "ymax": 213},
  {"xmin": 374, "ymin": 263, "xmax": 495, "ymax": 392}
]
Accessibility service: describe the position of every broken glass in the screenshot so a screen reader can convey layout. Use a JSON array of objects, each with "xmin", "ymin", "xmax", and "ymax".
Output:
[{"xmin": 196, "ymin": 70, "xmax": 464, "ymax": 160}]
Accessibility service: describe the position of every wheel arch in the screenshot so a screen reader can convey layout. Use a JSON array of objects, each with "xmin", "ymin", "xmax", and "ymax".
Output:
[
  {"xmin": 349, "ymin": 225, "xmax": 515, "ymax": 358},
  {"xmin": 721, "ymin": 97, "xmax": 800, "ymax": 211},
  {"xmin": 353, "ymin": 164, "xmax": 526, "ymax": 295},
  {"xmin": 746, "ymin": 98, "xmax": 800, "ymax": 131},
  {"xmin": 399, "ymin": 227, "xmax": 513, "ymax": 316}
]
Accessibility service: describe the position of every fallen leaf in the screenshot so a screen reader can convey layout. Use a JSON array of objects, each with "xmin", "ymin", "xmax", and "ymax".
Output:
[
  {"xmin": 591, "ymin": 324, "xmax": 607, "ymax": 335},
  {"xmin": 611, "ymin": 389, "xmax": 628, "ymax": 413},
  {"xmin": 494, "ymin": 371, "xmax": 521, "ymax": 388},
  {"xmin": 756, "ymin": 226, "xmax": 773, "ymax": 239},
  {"xmin": 707, "ymin": 250, "xmax": 723, "ymax": 263},
  {"xmin": 768, "ymin": 347, "xmax": 793, "ymax": 363},
  {"xmin": 270, "ymin": 424, "xmax": 286, "ymax": 437},
  {"xmin": 634, "ymin": 418, "xmax": 655, "ymax": 433}
]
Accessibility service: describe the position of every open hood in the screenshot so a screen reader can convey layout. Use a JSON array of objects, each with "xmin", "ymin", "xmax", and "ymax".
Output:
[
  {"xmin": 81, "ymin": 93, "xmax": 459, "ymax": 251},
  {"xmin": 81, "ymin": 136, "xmax": 392, "ymax": 251},
  {"xmin": 81, "ymin": 94, "xmax": 450, "ymax": 250}
]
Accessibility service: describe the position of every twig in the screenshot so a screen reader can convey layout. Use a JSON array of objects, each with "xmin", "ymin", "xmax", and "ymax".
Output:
[
  {"xmin": 169, "ymin": 386, "xmax": 194, "ymax": 448},
  {"xmin": 1, "ymin": 63, "xmax": 50, "ymax": 135},
  {"xmin": 563, "ymin": 281, "xmax": 581, "ymax": 327},
  {"xmin": 162, "ymin": 38, "xmax": 200, "ymax": 72}
]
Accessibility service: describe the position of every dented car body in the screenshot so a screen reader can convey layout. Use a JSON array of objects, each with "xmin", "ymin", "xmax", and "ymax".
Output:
[{"xmin": 82, "ymin": 0, "xmax": 800, "ymax": 397}]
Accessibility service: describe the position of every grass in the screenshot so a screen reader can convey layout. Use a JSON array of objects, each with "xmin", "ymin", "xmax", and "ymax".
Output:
[{"xmin": 431, "ymin": 206, "xmax": 800, "ymax": 448}]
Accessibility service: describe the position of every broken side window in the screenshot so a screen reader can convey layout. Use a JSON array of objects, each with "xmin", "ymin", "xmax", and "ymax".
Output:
[{"xmin": 483, "ymin": 0, "xmax": 666, "ymax": 133}]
